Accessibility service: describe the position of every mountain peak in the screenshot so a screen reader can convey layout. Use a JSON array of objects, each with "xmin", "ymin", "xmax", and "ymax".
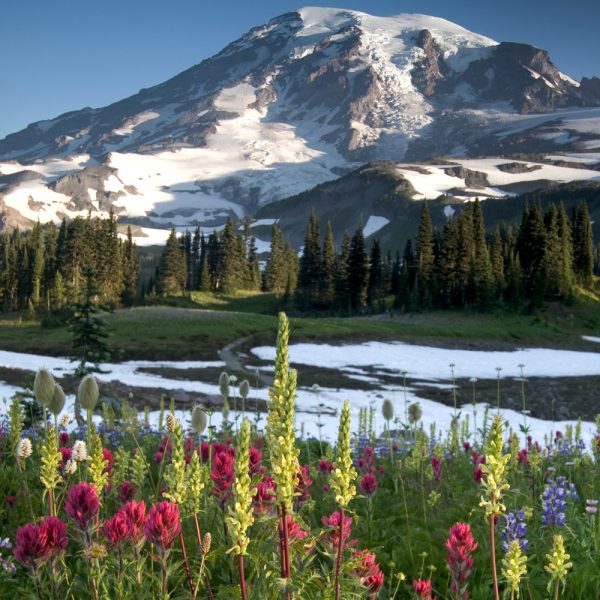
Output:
[{"xmin": 1, "ymin": 7, "xmax": 599, "ymax": 237}]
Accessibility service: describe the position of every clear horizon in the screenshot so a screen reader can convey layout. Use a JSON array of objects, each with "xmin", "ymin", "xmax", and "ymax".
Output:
[{"xmin": 1, "ymin": 0, "xmax": 599, "ymax": 140}]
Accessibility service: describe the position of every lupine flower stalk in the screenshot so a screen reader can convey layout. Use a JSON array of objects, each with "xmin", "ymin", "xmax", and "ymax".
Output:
[
  {"xmin": 39, "ymin": 425, "xmax": 62, "ymax": 516},
  {"xmin": 479, "ymin": 414, "xmax": 511, "ymax": 600},
  {"xmin": 227, "ymin": 419, "xmax": 254, "ymax": 600},
  {"xmin": 545, "ymin": 534, "xmax": 572, "ymax": 600},
  {"xmin": 501, "ymin": 540, "xmax": 527, "ymax": 600},
  {"xmin": 266, "ymin": 312, "xmax": 300, "ymax": 594},
  {"xmin": 331, "ymin": 399, "xmax": 357, "ymax": 600}
]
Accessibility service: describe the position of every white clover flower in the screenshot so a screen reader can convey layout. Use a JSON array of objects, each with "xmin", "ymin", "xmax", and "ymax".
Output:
[
  {"xmin": 73, "ymin": 440, "xmax": 87, "ymax": 462},
  {"xmin": 16, "ymin": 438, "xmax": 32, "ymax": 460}
]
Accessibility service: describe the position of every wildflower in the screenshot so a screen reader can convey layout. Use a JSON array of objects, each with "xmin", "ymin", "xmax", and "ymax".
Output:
[
  {"xmin": 118, "ymin": 481, "xmax": 137, "ymax": 503},
  {"xmin": 102, "ymin": 448, "xmax": 114, "ymax": 474},
  {"xmin": 227, "ymin": 419, "xmax": 255, "ymax": 556},
  {"xmin": 65, "ymin": 482, "xmax": 100, "ymax": 530},
  {"xmin": 295, "ymin": 464, "xmax": 313, "ymax": 504},
  {"xmin": 191, "ymin": 405, "xmax": 207, "ymax": 434},
  {"xmin": 102, "ymin": 512, "xmax": 133, "ymax": 547},
  {"xmin": 144, "ymin": 501, "xmax": 181, "ymax": 551},
  {"xmin": 430, "ymin": 455, "xmax": 442, "ymax": 481},
  {"xmin": 479, "ymin": 415, "xmax": 510, "ymax": 518},
  {"xmin": 358, "ymin": 447, "xmax": 376, "ymax": 474},
  {"xmin": 16, "ymin": 438, "xmax": 32, "ymax": 460},
  {"xmin": 34, "ymin": 369, "xmax": 55, "ymax": 407},
  {"xmin": 278, "ymin": 514, "xmax": 309, "ymax": 543},
  {"xmin": 63, "ymin": 459, "xmax": 77, "ymax": 476},
  {"xmin": 413, "ymin": 578, "xmax": 436, "ymax": 600},
  {"xmin": 359, "ymin": 473, "xmax": 378, "ymax": 496},
  {"xmin": 586, "ymin": 499, "xmax": 598, "ymax": 515},
  {"xmin": 249, "ymin": 446, "xmax": 265, "ymax": 476},
  {"xmin": 318, "ymin": 460, "xmax": 334, "ymax": 475},
  {"xmin": 72, "ymin": 440, "xmax": 87, "ymax": 462},
  {"xmin": 58, "ymin": 447, "xmax": 72, "ymax": 469},
  {"xmin": 211, "ymin": 450, "xmax": 235, "ymax": 503},
  {"xmin": 446, "ymin": 522, "xmax": 477, "ymax": 599},
  {"xmin": 330, "ymin": 400, "xmax": 357, "ymax": 508},
  {"xmin": 84, "ymin": 542, "xmax": 107, "ymax": 560},
  {"xmin": 119, "ymin": 500, "xmax": 146, "ymax": 544},
  {"xmin": 78, "ymin": 375, "xmax": 99, "ymax": 411},
  {"xmin": 252, "ymin": 475, "xmax": 276, "ymax": 514},
  {"xmin": 502, "ymin": 539, "xmax": 527, "ymax": 598},
  {"xmin": 545, "ymin": 534, "xmax": 572, "ymax": 595},
  {"xmin": 501, "ymin": 509, "xmax": 528, "ymax": 552},
  {"xmin": 13, "ymin": 523, "xmax": 48, "ymax": 565},
  {"xmin": 40, "ymin": 516, "xmax": 68, "ymax": 557},
  {"xmin": 49, "ymin": 384, "xmax": 66, "ymax": 417},
  {"xmin": 59, "ymin": 432, "xmax": 70, "ymax": 445},
  {"xmin": 541, "ymin": 476, "xmax": 578, "ymax": 526},
  {"xmin": 59, "ymin": 413, "xmax": 72, "ymax": 429},
  {"xmin": 353, "ymin": 549, "xmax": 384, "ymax": 593},
  {"xmin": 321, "ymin": 511, "xmax": 355, "ymax": 552}
]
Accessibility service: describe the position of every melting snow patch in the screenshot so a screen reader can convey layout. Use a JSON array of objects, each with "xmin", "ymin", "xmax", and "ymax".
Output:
[{"xmin": 363, "ymin": 216, "xmax": 390, "ymax": 238}]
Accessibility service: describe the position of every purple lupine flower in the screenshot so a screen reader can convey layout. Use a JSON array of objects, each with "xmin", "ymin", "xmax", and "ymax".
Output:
[
  {"xmin": 501, "ymin": 509, "xmax": 528, "ymax": 552},
  {"xmin": 541, "ymin": 476, "xmax": 578, "ymax": 526}
]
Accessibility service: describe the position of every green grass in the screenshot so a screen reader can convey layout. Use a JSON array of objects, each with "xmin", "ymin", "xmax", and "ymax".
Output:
[{"xmin": 0, "ymin": 293, "xmax": 598, "ymax": 361}]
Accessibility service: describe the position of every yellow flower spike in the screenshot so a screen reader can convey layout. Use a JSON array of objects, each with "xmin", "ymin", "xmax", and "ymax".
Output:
[
  {"xmin": 163, "ymin": 418, "xmax": 188, "ymax": 507},
  {"xmin": 39, "ymin": 425, "xmax": 62, "ymax": 505},
  {"xmin": 502, "ymin": 540, "xmax": 527, "ymax": 599},
  {"xmin": 266, "ymin": 313, "xmax": 300, "ymax": 512},
  {"xmin": 88, "ymin": 427, "xmax": 109, "ymax": 498},
  {"xmin": 186, "ymin": 450, "xmax": 205, "ymax": 516},
  {"xmin": 331, "ymin": 400, "xmax": 356, "ymax": 508},
  {"xmin": 545, "ymin": 534, "xmax": 572, "ymax": 596},
  {"xmin": 227, "ymin": 419, "xmax": 254, "ymax": 556},
  {"xmin": 479, "ymin": 414, "xmax": 511, "ymax": 518}
]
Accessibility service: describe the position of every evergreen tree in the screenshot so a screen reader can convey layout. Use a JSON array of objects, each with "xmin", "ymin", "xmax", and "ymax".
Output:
[
  {"xmin": 573, "ymin": 201, "xmax": 594, "ymax": 287},
  {"xmin": 333, "ymin": 232, "xmax": 351, "ymax": 313},
  {"xmin": 70, "ymin": 266, "xmax": 111, "ymax": 375},
  {"xmin": 416, "ymin": 203, "xmax": 436, "ymax": 308},
  {"xmin": 367, "ymin": 239, "xmax": 383, "ymax": 309},
  {"xmin": 469, "ymin": 199, "xmax": 494, "ymax": 308},
  {"xmin": 296, "ymin": 211, "xmax": 321, "ymax": 308},
  {"xmin": 348, "ymin": 226, "xmax": 369, "ymax": 311},
  {"xmin": 157, "ymin": 229, "xmax": 186, "ymax": 295},
  {"xmin": 121, "ymin": 225, "xmax": 139, "ymax": 306},
  {"xmin": 321, "ymin": 222, "xmax": 335, "ymax": 306},
  {"xmin": 264, "ymin": 225, "xmax": 288, "ymax": 293}
]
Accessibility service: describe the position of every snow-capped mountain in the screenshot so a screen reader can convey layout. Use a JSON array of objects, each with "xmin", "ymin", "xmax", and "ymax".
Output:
[{"xmin": 1, "ymin": 6, "xmax": 600, "ymax": 239}]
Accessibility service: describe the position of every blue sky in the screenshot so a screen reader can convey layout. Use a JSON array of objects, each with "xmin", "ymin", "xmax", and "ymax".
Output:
[{"xmin": 1, "ymin": 0, "xmax": 599, "ymax": 140}]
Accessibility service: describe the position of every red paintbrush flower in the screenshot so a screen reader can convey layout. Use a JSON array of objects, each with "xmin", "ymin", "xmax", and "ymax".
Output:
[
  {"xmin": 359, "ymin": 473, "xmax": 378, "ymax": 496},
  {"xmin": 211, "ymin": 450, "xmax": 235, "ymax": 503},
  {"xmin": 119, "ymin": 500, "xmax": 146, "ymax": 544},
  {"xmin": 65, "ymin": 482, "xmax": 100, "ymax": 531},
  {"xmin": 144, "ymin": 501, "xmax": 180, "ymax": 551},
  {"xmin": 13, "ymin": 523, "xmax": 49, "ymax": 565},
  {"xmin": 445, "ymin": 522, "xmax": 478, "ymax": 599},
  {"xmin": 413, "ymin": 578, "xmax": 436, "ymax": 600},
  {"xmin": 102, "ymin": 512, "xmax": 133, "ymax": 547},
  {"xmin": 40, "ymin": 516, "xmax": 67, "ymax": 557}
]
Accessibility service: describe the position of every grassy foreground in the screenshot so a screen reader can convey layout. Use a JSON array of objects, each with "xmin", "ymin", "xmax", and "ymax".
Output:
[{"xmin": 0, "ymin": 291, "xmax": 598, "ymax": 361}]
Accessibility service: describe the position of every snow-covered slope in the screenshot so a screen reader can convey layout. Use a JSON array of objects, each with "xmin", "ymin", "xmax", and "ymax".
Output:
[{"xmin": 1, "ymin": 6, "xmax": 600, "ymax": 237}]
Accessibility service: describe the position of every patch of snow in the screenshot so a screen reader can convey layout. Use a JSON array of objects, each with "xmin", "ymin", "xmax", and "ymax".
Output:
[
  {"xmin": 582, "ymin": 336, "xmax": 600, "ymax": 344},
  {"xmin": 113, "ymin": 112, "xmax": 160, "ymax": 137},
  {"xmin": 363, "ymin": 216, "xmax": 390, "ymax": 237},
  {"xmin": 249, "ymin": 218, "xmax": 278, "ymax": 228}
]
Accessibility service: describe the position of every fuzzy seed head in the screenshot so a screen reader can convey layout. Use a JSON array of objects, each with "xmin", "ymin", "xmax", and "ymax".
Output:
[
  {"xmin": 34, "ymin": 368, "xmax": 55, "ymax": 407},
  {"xmin": 191, "ymin": 405, "xmax": 207, "ymax": 434},
  {"xmin": 239, "ymin": 379, "xmax": 250, "ymax": 399},
  {"xmin": 382, "ymin": 398, "xmax": 394, "ymax": 422},
  {"xmin": 202, "ymin": 532, "xmax": 212, "ymax": 555},
  {"xmin": 78, "ymin": 375, "xmax": 99, "ymax": 411},
  {"xmin": 166, "ymin": 412, "xmax": 176, "ymax": 435},
  {"xmin": 49, "ymin": 384, "xmax": 66, "ymax": 417},
  {"xmin": 219, "ymin": 371, "xmax": 230, "ymax": 400}
]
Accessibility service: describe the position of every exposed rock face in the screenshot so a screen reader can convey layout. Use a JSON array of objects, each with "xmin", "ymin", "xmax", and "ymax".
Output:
[
  {"xmin": 411, "ymin": 29, "xmax": 450, "ymax": 96},
  {"xmin": 580, "ymin": 77, "xmax": 600, "ymax": 105},
  {"xmin": 444, "ymin": 166, "xmax": 489, "ymax": 187},
  {"xmin": 460, "ymin": 42, "xmax": 579, "ymax": 113},
  {"xmin": 496, "ymin": 162, "xmax": 542, "ymax": 174}
]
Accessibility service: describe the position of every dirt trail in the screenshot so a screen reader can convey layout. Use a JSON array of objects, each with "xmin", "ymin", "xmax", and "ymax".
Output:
[{"xmin": 218, "ymin": 334, "xmax": 273, "ymax": 387}]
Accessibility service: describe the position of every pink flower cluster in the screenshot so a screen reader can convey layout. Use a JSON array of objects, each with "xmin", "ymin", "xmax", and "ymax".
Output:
[
  {"xmin": 413, "ymin": 578, "xmax": 436, "ymax": 600},
  {"xmin": 353, "ymin": 549, "xmax": 384, "ymax": 593},
  {"xmin": 14, "ymin": 517, "xmax": 67, "ymax": 566}
]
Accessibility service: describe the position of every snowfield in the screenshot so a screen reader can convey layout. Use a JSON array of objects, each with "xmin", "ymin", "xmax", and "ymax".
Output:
[{"xmin": 1, "ymin": 340, "xmax": 599, "ymax": 447}]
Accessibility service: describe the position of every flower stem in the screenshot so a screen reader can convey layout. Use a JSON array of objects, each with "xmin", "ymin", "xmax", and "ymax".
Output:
[
  {"xmin": 489, "ymin": 513, "xmax": 499, "ymax": 600},
  {"xmin": 179, "ymin": 530, "xmax": 194, "ymax": 594},
  {"xmin": 238, "ymin": 554, "xmax": 248, "ymax": 600},
  {"xmin": 334, "ymin": 506, "xmax": 344, "ymax": 600}
]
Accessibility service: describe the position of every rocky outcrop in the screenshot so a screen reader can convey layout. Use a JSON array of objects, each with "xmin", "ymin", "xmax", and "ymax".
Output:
[
  {"xmin": 580, "ymin": 77, "xmax": 600, "ymax": 106},
  {"xmin": 444, "ymin": 166, "xmax": 489, "ymax": 187},
  {"xmin": 496, "ymin": 162, "xmax": 542, "ymax": 174},
  {"xmin": 459, "ymin": 42, "xmax": 582, "ymax": 113},
  {"xmin": 411, "ymin": 29, "xmax": 450, "ymax": 96}
]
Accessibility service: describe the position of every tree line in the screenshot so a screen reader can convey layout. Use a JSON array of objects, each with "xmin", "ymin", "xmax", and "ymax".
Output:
[
  {"xmin": 0, "ymin": 214, "xmax": 138, "ymax": 314},
  {"xmin": 152, "ymin": 199, "xmax": 597, "ymax": 314}
]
